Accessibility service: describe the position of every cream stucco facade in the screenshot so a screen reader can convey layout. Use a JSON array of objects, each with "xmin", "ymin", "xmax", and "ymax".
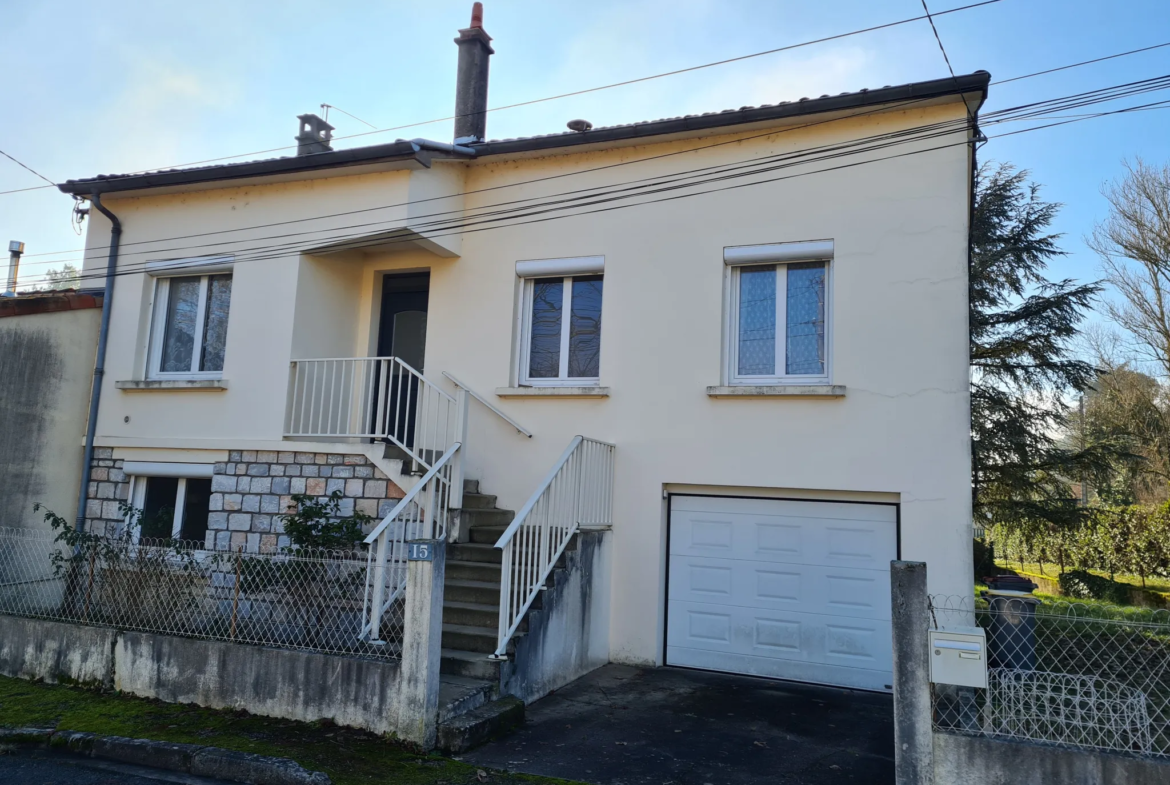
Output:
[{"xmin": 77, "ymin": 98, "xmax": 975, "ymax": 667}]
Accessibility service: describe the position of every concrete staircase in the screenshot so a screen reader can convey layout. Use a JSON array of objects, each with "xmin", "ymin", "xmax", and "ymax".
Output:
[
  {"xmin": 434, "ymin": 479, "xmax": 526, "ymax": 751},
  {"xmin": 441, "ymin": 480, "xmax": 517, "ymax": 682}
]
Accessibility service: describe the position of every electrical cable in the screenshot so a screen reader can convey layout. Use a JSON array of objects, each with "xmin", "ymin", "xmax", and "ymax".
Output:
[
  {"xmin": 21, "ymin": 59, "xmax": 1169, "ymax": 268},
  {"xmin": 0, "ymin": 0, "xmax": 1005, "ymax": 198},
  {"xmin": 19, "ymin": 72, "xmax": 1169, "ymax": 274},
  {"xmin": 0, "ymin": 148, "xmax": 57, "ymax": 187},
  {"xmin": 16, "ymin": 79, "xmax": 1166, "ymax": 288}
]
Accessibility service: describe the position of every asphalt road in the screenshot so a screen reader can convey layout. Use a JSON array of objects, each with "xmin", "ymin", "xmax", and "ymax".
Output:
[{"xmin": 0, "ymin": 750, "xmax": 232, "ymax": 784}]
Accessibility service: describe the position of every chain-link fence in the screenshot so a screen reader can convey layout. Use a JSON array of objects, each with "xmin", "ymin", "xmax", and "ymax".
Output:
[
  {"xmin": 0, "ymin": 526, "xmax": 402, "ymax": 660},
  {"xmin": 930, "ymin": 594, "xmax": 1170, "ymax": 757}
]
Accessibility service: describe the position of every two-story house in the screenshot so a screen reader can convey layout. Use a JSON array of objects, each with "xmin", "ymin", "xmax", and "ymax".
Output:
[{"xmin": 59, "ymin": 6, "xmax": 986, "ymax": 702}]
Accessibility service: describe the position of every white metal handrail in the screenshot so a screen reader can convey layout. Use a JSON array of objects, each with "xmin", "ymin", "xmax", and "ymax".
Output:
[
  {"xmin": 285, "ymin": 357, "xmax": 460, "ymax": 472},
  {"xmin": 492, "ymin": 436, "xmax": 615, "ymax": 658},
  {"xmin": 361, "ymin": 442, "xmax": 460, "ymax": 643},
  {"xmin": 442, "ymin": 371, "xmax": 533, "ymax": 438}
]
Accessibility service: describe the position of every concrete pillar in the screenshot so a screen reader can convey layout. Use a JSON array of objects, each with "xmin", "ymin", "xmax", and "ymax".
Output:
[
  {"xmin": 397, "ymin": 539, "xmax": 446, "ymax": 748},
  {"xmin": 891, "ymin": 560, "xmax": 934, "ymax": 785}
]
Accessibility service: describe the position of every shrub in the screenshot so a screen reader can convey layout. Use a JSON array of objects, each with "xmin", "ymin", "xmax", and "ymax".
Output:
[
  {"xmin": 278, "ymin": 491, "xmax": 372, "ymax": 553},
  {"xmin": 1058, "ymin": 569, "xmax": 1133, "ymax": 605}
]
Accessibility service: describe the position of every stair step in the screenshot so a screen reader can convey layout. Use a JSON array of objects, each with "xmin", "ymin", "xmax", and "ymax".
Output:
[
  {"xmin": 441, "ymin": 648, "xmax": 502, "ymax": 680},
  {"xmin": 450, "ymin": 543, "xmax": 503, "ymax": 564},
  {"xmin": 444, "ymin": 578, "xmax": 501, "ymax": 605},
  {"xmin": 443, "ymin": 600, "xmax": 505, "ymax": 629},
  {"xmin": 443, "ymin": 623, "xmax": 510, "ymax": 654},
  {"xmin": 468, "ymin": 525, "xmax": 508, "ymax": 545},
  {"xmin": 446, "ymin": 560, "xmax": 503, "ymax": 582},
  {"xmin": 438, "ymin": 675, "xmax": 496, "ymax": 724},
  {"xmin": 437, "ymin": 695, "xmax": 524, "ymax": 753},
  {"xmin": 461, "ymin": 508, "xmax": 515, "ymax": 528},
  {"xmin": 460, "ymin": 492, "xmax": 498, "ymax": 510},
  {"xmin": 463, "ymin": 479, "xmax": 479, "ymax": 494}
]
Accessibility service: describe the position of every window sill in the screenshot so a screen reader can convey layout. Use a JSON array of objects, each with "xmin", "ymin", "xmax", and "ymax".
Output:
[
  {"xmin": 115, "ymin": 379, "xmax": 229, "ymax": 392},
  {"xmin": 706, "ymin": 384, "xmax": 844, "ymax": 398},
  {"xmin": 495, "ymin": 386, "xmax": 610, "ymax": 398}
]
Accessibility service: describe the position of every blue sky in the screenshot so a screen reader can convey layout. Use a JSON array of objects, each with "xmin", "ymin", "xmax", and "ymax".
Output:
[{"xmin": 1, "ymin": 0, "xmax": 1168, "ymax": 295}]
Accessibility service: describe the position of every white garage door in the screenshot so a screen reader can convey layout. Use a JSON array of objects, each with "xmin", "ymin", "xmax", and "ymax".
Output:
[{"xmin": 666, "ymin": 495, "xmax": 897, "ymax": 692}]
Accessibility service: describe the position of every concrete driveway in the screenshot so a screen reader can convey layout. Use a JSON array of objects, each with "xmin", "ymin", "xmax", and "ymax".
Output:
[{"xmin": 462, "ymin": 665, "xmax": 894, "ymax": 785}]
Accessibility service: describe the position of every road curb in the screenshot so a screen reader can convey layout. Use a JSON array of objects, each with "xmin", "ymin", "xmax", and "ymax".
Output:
[{"xmin": 0, "ymin": 726, "xmax": 331, "ymax": 784}]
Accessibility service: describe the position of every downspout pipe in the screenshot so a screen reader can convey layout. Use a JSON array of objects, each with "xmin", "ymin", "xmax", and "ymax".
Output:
[{"xmin": 75, "ymin": 192, "xmax": 121, "ymax": 531}]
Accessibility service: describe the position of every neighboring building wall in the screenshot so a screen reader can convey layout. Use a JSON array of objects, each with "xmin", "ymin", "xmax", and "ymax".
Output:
[
  {"xmin": 78, "ymin": 100, "xmax": 974, "ymax": 666},
  {"xmin": 83, "ymin": 448, "xmax": 405, "ymax": 550},
  {"xmin": 0, "ymin": 293, "xmax": 101, "ymax": 531}
]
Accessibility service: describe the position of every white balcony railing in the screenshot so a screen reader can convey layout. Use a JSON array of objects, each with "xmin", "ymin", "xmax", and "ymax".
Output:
[{"xmin": 285, "ymin": 357, "xmax": 464, "ymax": 474}]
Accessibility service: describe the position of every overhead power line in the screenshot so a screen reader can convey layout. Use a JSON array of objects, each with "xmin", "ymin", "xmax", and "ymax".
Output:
[
  {"xmin": 0, "ymin": 0, "xmax": 1005, "ymax": 198},
  {"xmin": 0, "ymin": 148, "xmax": 56, "ymax": 187},
  {"xmin": 992, "ymin": 41, "xmax": 1170, "ymax": 86},
  {"xmin": 18, "ymin": 69, "xmax": 1170, "ymax": 272},
  {"xmin": 16, "ymin": 75, "xmax": 1169, "ymax": 288}
]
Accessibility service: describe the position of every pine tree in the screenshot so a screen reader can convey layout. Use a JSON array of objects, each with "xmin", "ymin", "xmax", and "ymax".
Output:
[{"xmin": 971, "ymin": 163, "xmax": 1107, "ymax": 531}]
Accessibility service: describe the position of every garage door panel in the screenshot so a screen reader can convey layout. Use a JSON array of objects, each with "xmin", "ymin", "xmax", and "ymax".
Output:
[
  {"xmin": 667, "ymin": 495, "xmax": 896, "ymax": 692},
  {"xmin": 667, "ymin": 600, "xmax": 893, "ymax": 674},
  {"xmin": 664, "ymin": 646, "xmax": 893, "ymax": 691},
  {"xmin": 671, "ymin": 508, "xmax": 896, "ymax": 570},
  {"xmin": 672, "ymin": 495, "xmax": 896, "ymax": 523},
  {"xmin": 669, "ymin": 554, "xmax": 892, "ymax": 620}
]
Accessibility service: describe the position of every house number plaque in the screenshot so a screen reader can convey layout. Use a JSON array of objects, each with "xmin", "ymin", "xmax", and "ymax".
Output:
[{"xmin": 407, "ymin": 541, "xmax": 436, "ymax": 561}]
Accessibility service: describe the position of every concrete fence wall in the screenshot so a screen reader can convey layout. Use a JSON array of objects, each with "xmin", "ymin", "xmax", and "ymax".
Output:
[
  {"xmin": 0, "ymin": 540, "xmax": 448, "ymax": 746},
  {"xmin": 891, "ymin": 560, "xmax": 1170, "ymax": 785}
]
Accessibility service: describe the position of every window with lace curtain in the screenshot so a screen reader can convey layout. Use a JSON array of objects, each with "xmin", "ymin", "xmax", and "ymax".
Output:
[{"xmin": 147, "ymin": 266, "xmax": 233, "ymax": 380}]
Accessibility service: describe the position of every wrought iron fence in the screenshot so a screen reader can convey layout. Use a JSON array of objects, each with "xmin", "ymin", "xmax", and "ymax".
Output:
[
  {"xmin": 0, "ymin": 526, "xmax": 401, "ymax": 660},
  {"xmin": 930, "ymin": 594, "xmax": 1170, "ymax": 757}
]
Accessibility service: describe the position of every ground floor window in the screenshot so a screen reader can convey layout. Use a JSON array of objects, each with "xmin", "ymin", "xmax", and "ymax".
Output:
[{"xmin": 131, "ymin": 476, "xmax": 212, "ymax": 543}]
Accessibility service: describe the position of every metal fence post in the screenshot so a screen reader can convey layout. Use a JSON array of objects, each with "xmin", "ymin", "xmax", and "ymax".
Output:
[
  {"xmin": 397, "ymin": 539, "xmax": 446, "ymax": 749},
  {"xmin": 892, "ymin": 560, "xmax": 934, "ymax": 785}
]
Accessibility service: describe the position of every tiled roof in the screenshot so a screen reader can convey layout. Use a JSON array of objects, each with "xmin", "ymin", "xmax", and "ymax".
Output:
[{"xmin": 60, "ymin": 71, "xmax": 989, "ymax": 195}]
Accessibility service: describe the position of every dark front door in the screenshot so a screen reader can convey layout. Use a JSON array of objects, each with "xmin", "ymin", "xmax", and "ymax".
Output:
[{"xmin": 375, "ymin": 273, "xmax": 430, "ymax": 448}]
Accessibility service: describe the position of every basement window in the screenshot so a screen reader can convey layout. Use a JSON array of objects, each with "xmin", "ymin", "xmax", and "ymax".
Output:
[
  {"xmin": 147, "ymin": 262, "xmax": 233, "ymax": 380},
  {"xmin": 127, "ymin": 475, "xmax": 212, "ymax": 544}
]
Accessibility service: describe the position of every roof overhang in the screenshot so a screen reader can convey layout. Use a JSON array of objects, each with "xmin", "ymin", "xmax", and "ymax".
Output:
[
  {"xmin": 58, "ymin": 141, "xmax": 435, "ymax": 198},
  {"xmin": 475, "ymin": 72, "xmax": 989, "ymax": 159},
  {"xmin": 58, "ymin": 71, "xmax": 989, "ymax": 198}
]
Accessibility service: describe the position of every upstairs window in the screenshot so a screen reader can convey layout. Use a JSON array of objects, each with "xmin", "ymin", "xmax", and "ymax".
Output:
[
  {"xmin": 725, "ymin": 241, "xmax": 832, "ymax": 385},
  {"xmin": 147, "ymin": 260, "xmax": 233, "ymax": 379},
  {"xmin": 517, "ymin": 256, "xmax": 604, "ymax": 386}
]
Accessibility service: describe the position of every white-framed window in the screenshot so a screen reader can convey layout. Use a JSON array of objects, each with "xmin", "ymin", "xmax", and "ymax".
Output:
[
  {"xmin": 147, "ymin": 259, "xmax": 233, "ymax": 379},
  {"xmin": 724, "ymin": 241, "xmax": 832, "ymax": 385},
  {"xmin": 125, "ymin": 467, "xmax": 213, "ymax": 544},
  {"xmin": 516, "ymin": 256, "xmax": 604, "ymax": 386}
]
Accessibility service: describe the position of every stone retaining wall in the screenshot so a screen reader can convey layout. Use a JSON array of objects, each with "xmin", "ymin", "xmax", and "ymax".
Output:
[{"xmin": 84, "ymin": 448, "xmax": 404, "ymax": 552}]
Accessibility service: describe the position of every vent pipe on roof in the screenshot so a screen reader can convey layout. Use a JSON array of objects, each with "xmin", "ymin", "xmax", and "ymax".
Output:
[
  {"xmin": 295, "ymin": 113, "xmax": 335, "ymax": 156},
  {"xmin": 4, "ymin": 241, "xmax": 24, "ymax": 297},
  {"xmin": 453, "ymin": 2, "xmax": 494, "ymax": 144}
]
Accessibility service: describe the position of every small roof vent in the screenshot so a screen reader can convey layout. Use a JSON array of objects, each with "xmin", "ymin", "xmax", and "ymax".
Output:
[{"xmin": 567, "ymin": 119, "xmax": 593, "ymax": 132}]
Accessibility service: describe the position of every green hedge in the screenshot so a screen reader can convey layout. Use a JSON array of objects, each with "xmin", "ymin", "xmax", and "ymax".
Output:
[{"xmin": 1057, "ymin": 569, "xmax": 1134, "ymax": 604}]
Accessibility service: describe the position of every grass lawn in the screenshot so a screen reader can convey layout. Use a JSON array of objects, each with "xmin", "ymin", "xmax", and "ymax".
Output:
[
  {"xmin": 0, "ymin": 675, "xmax": 572, "ymax": 785},
  {"xmin": 995, "ymin": 561, "xmax": 1170, "ymax": 595}
]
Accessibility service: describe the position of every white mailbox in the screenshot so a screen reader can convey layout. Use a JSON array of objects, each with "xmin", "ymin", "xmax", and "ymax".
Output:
[{"xmin": 929, "ymin": 625, "xmax": 988, "ymax": 689}]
